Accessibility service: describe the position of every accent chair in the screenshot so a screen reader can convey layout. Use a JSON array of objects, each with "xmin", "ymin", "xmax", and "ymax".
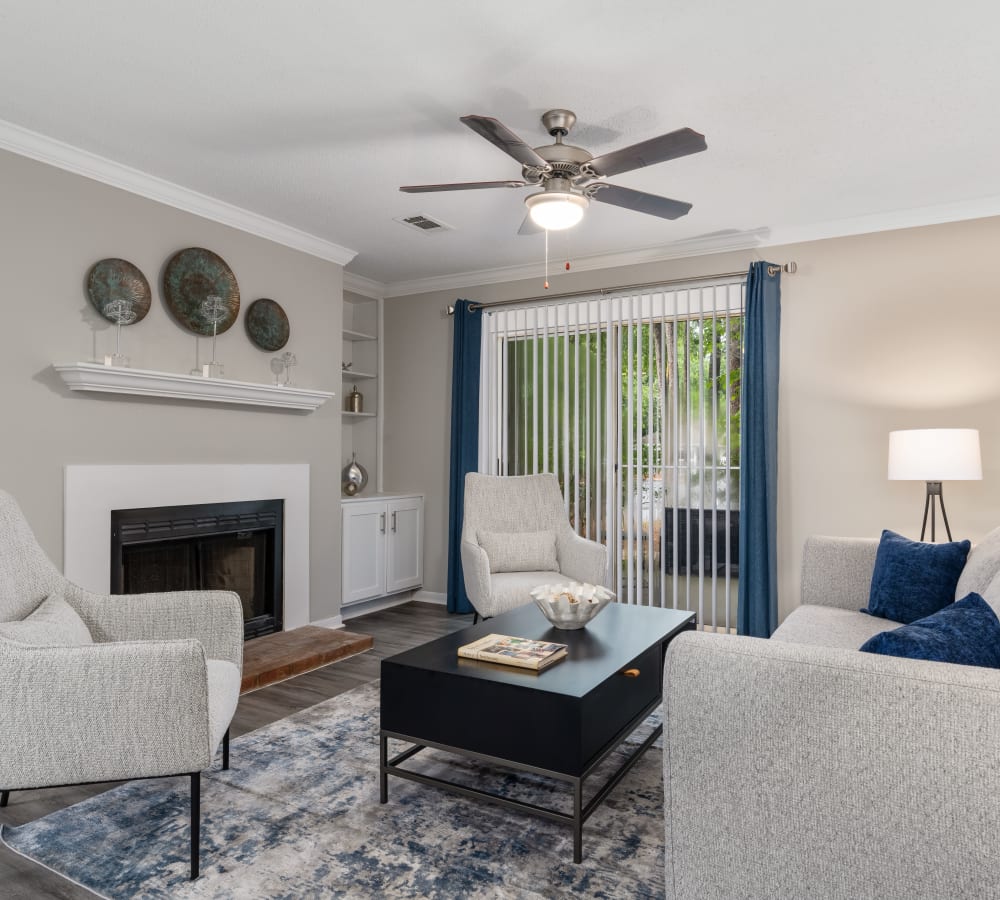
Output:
[
  {"xmin": 460, "ymin": 472, "xmax": 609, "ymax": 621},
  {"xmin": 0, "ymin": 489, "xmax": 243, "ymax": 879}
]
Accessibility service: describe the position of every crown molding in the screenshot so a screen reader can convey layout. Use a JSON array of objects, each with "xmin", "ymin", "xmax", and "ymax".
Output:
[
  {"xmin": 9, "ymin": 113, "xmax": 997, "ymax": 290},
  {"xmin": 764, "ymin": 194, "xmax": 1000, "ymax": 249},
  {"xmin": 381, "ymin": 228, "xmax": 769, "ymax": 298},
  {"xmin": 382, "ymin": 192, "xmax": 1000, "ymax": 298},
  {"xmin": 0, "ymin": 118, "xmax": 358, "ymax": 266},
  {"xmin": 343, "ymin": 272, "xmax": 386, "ymax": 299}
]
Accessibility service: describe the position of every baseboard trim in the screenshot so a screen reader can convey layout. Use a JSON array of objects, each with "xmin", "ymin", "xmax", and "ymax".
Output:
[
  {"xmin": 309, "ymin": 615, "xmax": 344, "ymax": 630},
  {"xmin": 412, "ymin": 590, "xmax": 447, "ymax": 606},
  {"xmin": 340, "ymin": 593, "xmax": 414, "ymax": 620}
]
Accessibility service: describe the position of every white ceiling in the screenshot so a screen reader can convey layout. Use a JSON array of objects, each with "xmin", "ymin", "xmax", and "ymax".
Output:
[{"xmin": 2, "ymin": 1, "xmax": 1000, "ymax": 293}]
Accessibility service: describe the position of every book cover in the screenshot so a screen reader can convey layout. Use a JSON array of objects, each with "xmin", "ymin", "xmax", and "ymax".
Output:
[{"xmin": 457, "ymin": 633, "xmax": 568, "ymax": 671}]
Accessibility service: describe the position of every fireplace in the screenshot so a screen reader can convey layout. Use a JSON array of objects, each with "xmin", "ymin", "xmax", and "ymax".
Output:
[{"xmin": 110, "ymin": 499, "xmax": 284, "ymax": 640}]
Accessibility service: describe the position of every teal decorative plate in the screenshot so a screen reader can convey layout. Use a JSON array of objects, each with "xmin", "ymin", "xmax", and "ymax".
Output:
[
  {"xmin": 245, "ymin": 298, "xmax": 290, "ymax": 351},
  {"xmin": 86, "ymin": 258, "xmax": 152, "ymax": 324},
  {"xmin": 162, "ymin": 247, "xmax": 240, "ymax": 336}
]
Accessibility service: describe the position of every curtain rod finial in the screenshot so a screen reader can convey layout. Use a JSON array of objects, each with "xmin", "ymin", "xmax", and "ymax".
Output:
[
  {"xmin": 767, "ymin": 261, "xmax": 798, "ymax": 277},
  {"xmin": 444, "ymin": 304, "xmax": 455, "ymax": 317}
]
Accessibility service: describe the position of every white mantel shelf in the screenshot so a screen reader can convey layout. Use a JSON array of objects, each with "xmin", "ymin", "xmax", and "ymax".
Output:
[{"xmin": 54, "ymin": 363, "xmax": 335, "ymax": 411}]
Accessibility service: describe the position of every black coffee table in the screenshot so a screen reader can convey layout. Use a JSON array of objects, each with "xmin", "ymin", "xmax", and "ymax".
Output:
[{"xmin": 379, "ymin": 602, "xmax": 695, "ymax": 862}]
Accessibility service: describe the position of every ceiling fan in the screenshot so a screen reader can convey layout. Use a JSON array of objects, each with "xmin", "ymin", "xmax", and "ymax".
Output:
[{"xmin": 400, "ymin": 109, "xmax": 706, "ymax": 233}]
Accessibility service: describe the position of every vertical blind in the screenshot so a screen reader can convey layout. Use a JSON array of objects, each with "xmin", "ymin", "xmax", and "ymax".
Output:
[{"xmin": 478, "ymin": 278, "xmax": 745, "ymax": 630}]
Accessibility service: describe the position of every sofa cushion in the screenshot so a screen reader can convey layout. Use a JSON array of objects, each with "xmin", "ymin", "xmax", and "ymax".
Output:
[
  {"xmin": 980, "ymin": 569, "xmax": 1000, "ymax": 620},
  {"xmin": 862, "ymin": 529, "xmax": 970, "ymax": 624},
  {"xmin": 478, "ymin": 530, "xmax": 559, "ymax": 574},
  {"xmin": 772, "ymin": 605, "xmax": 896, "ymax": 650},
  {"xmin": 859, "ymin": 593, "xmax": 1000, "ymax": 668},
  {"xmin": 956, "ymin": 525, "xmax": 1000, "ymax": 601},
  {"xmin": 0, "ymin": 593, "xmax": 93, "ymax": 646}
]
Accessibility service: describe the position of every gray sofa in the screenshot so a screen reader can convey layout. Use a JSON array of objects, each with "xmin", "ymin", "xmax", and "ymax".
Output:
[{"xmin": 662, "ymin": 533, "xmax": 1000, "ymax": 900}]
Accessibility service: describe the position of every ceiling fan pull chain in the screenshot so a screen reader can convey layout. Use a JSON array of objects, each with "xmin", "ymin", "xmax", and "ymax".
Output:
[{"xmin": 544, "ymin": 228, "xmax": 550, "ymax": 290}]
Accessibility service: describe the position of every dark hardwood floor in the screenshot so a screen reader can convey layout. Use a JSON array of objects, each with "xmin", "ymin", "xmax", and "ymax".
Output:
[{"xmin": 0, "ymin": 601, "xmax": 471, "ymax": 899}]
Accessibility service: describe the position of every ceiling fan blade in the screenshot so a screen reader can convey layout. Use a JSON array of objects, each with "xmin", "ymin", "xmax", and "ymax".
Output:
[
  {"xmin": 460, "ymin": 115, "xmax": 549, "ymax": 169},
  {"xmin": 586, "ymin": 128, "xmax": 706, "ymax": 178},
  {"xmin": 590, "ymin": 184, "xmax": 693, "ymax": 219},
  {"xmin": 399, "ymin": 180, "xmax": 526, "ymax": 193},
  {"xmin": 517, "ymin": 214, "xmax": 543, "ymax": 236}
]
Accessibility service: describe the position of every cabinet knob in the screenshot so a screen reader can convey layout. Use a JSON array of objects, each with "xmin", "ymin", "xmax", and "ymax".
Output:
[{"xmin": 621, "ymin": 668, "xmax": 640, "ymax": 678}]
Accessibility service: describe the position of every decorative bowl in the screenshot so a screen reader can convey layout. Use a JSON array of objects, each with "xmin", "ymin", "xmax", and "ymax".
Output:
[{"xmin": 529, "ymin": 582, "xmax": 615, "ymax": 630}]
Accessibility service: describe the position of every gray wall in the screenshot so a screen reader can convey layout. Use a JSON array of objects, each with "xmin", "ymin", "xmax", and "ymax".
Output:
[
  {"xmin": 383, "ymin": 217, "xmax": 1000, "ymax": 621},
  {"xmin": 0, "ymin": 149, "xmax": 344, "ymax": 622}
]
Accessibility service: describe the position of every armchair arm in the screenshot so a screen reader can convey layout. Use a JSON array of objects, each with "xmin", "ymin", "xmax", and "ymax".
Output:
[
  {"xmin": 662, "ymin": 632, "xmax": 1000, "ymax": 900},
  {"xmin": 460, "ymin": 539, "xmax": 492, "ymax": 614},
  {"xmin": 0, "ymin": 639, "xmax": 213, "ymax": 790},
  {"xmin": 62, "ymin": 582, "xmax": 243, "ymax": 669},
  {"xmin": 800, "ymin": 535, "xmax": 878, "ymax": 610},
  {"xmin": 557, "ymin": 531, "xmax": 609, "ymax": 588}
]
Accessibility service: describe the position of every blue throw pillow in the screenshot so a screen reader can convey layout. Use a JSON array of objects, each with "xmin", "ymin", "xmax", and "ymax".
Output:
[
  {"xmin": 859, "ymin": 592, "xmax": 1000, "ymax": 668},
  {"xmin": 861, "ymin": 529, "xmax": 970, "ymax": 624}
]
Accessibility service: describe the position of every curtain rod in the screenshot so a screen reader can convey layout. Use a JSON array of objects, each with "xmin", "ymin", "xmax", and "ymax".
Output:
[{"xmin": 445, "ymin": 262, "xmax": 797, "ymax": 315}]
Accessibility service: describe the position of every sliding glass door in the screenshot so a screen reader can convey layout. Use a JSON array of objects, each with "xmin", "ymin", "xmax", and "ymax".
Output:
[{"xmin": 480, "ymin": 279, "xmax": 745, "ymax": 630}]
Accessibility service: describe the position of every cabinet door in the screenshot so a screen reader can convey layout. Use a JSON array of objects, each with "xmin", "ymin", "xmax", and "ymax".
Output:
[
  {"xmin": 342, "ymin": 501, "xmax": 387, "ymax": 605},
  {"xmin": 386, "ymin": 496, "xmax": 423, "ymax": 594}
]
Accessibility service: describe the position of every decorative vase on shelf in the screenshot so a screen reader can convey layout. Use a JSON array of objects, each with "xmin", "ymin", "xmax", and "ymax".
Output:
[
  {"xmin": 347, "ymin": 385, "xmax": 364, "ymax": 413},
  {"xmin": 342, "ymin": 453, "xmax": 369, "ymax": 496}
]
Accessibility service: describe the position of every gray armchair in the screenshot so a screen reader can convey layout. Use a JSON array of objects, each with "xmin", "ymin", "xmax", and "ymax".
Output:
[
  {"xmin": 0, "ymin": 489, "xmax": 243, "ymax": 879},
  {"xmin": 460, "ymin": 473, "xmax": 609, "ymax": 620}
]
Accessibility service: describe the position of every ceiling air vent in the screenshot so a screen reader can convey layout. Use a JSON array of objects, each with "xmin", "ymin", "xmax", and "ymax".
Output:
[{"xmin": 394, "ymin": 214, "xmax": 453, "ymax": 235}]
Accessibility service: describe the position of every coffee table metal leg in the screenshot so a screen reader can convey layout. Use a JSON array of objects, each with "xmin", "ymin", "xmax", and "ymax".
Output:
[
  {"xmin": 573, "ymin": 777, "xmax": 583, "ymax": 863},
  {"xmin": 379, "ymin": 732, "xmax": 388, "ymax": 803}
]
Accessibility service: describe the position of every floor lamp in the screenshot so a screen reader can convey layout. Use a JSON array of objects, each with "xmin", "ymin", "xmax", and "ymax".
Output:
[{"xmin": 888, "ymin": 428, "xmax": 982, "ymax": 541}]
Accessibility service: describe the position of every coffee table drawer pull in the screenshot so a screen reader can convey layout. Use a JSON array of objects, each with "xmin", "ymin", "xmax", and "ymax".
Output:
[{"xmin": 621, "ymin": 668, "xmax": 640, "ymax": 678}]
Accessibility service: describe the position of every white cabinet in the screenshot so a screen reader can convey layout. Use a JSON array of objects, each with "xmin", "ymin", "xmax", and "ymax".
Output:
[
  {"xmin": 342, "ymin": 500, "xmax": 388, "ymax": 605},
  {"xmin": 342, "ymin": 494, "xmax": 423, "ymax": 606},
  {"xmin": 386, "ymin": 496, "xmax": 423, "ymax": 595}
]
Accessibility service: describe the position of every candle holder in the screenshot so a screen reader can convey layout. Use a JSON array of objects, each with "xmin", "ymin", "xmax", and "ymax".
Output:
[
  {"xmin": 103, "ymin": 296, "xmax": 137, "ymax": 368},
  {"xmin": 199, "ymin": 295, "xmax": 227, "ymax": 378},
  {"xmin": 269, "ymin": 351, "xmax": 297, "ymax": 386}
]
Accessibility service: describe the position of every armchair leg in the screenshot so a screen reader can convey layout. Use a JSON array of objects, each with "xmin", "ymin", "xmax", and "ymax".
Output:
[
  {"xmin": 190, "ymin": 772, "xmax": 200, "ymax": 880},
  {"xmin": 473, "ymin": 612, "xmax": 479, "ymax": 625},
  {"xmin": 1, "ymin": 791, "xmax": 8, "ymax": 808},
  {"xmin": 222, "ymin": 728, "xmax": 230, "ymax": 771}
]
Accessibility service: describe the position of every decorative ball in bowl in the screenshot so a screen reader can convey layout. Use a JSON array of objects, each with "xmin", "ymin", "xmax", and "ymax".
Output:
[{"xmin": 529, "ymin": 582, "xmax": 615, "ymax": 630}]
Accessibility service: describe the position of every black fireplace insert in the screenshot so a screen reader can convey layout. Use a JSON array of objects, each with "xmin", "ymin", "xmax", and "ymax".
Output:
[{"xmin": 110, "ymin": 499, "xmax": 283, "ymax": 640}]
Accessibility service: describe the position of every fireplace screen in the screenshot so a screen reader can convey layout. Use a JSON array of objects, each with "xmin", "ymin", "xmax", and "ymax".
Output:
[{"xmin": 111, "ymin": 500, "xmax": 283, "ymax": 640}]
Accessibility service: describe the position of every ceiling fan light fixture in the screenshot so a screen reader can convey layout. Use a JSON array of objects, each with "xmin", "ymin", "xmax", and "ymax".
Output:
[{"xmin": 525, "ymin": 191, "xmax": 588, "ymax": 230}]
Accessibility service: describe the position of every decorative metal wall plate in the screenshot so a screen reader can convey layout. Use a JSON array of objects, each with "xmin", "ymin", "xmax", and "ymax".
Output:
[
  {"xmin": 163, "ymin": 248, "xmax": 240, "ymax": 336},
  {"xmin": 86, "ymin": 259, "xmax": 152, "ymax": 324},
  {"xmin": 245, "ymin": 298, "xmax": 290, "ymax": 351}
]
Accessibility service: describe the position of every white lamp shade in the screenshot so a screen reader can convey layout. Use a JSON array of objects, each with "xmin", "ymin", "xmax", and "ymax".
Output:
[
  {"xmin": 525, "ymin": 191, "xmax": 588, "ymax": 230},
  {"xmin": 888, "ymin": 428, "xmax": 983, "ymax": 481}
]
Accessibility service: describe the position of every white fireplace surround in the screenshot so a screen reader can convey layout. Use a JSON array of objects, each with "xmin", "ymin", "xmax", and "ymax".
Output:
[{"xmin": 64, "ymin": 464, "xmax": 311, "ymax": 630}]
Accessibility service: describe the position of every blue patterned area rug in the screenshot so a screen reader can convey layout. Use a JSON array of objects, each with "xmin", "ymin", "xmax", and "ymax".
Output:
[{"xmin": 2, "ymin": 681, "xmax": 666, "ymax": 899}]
